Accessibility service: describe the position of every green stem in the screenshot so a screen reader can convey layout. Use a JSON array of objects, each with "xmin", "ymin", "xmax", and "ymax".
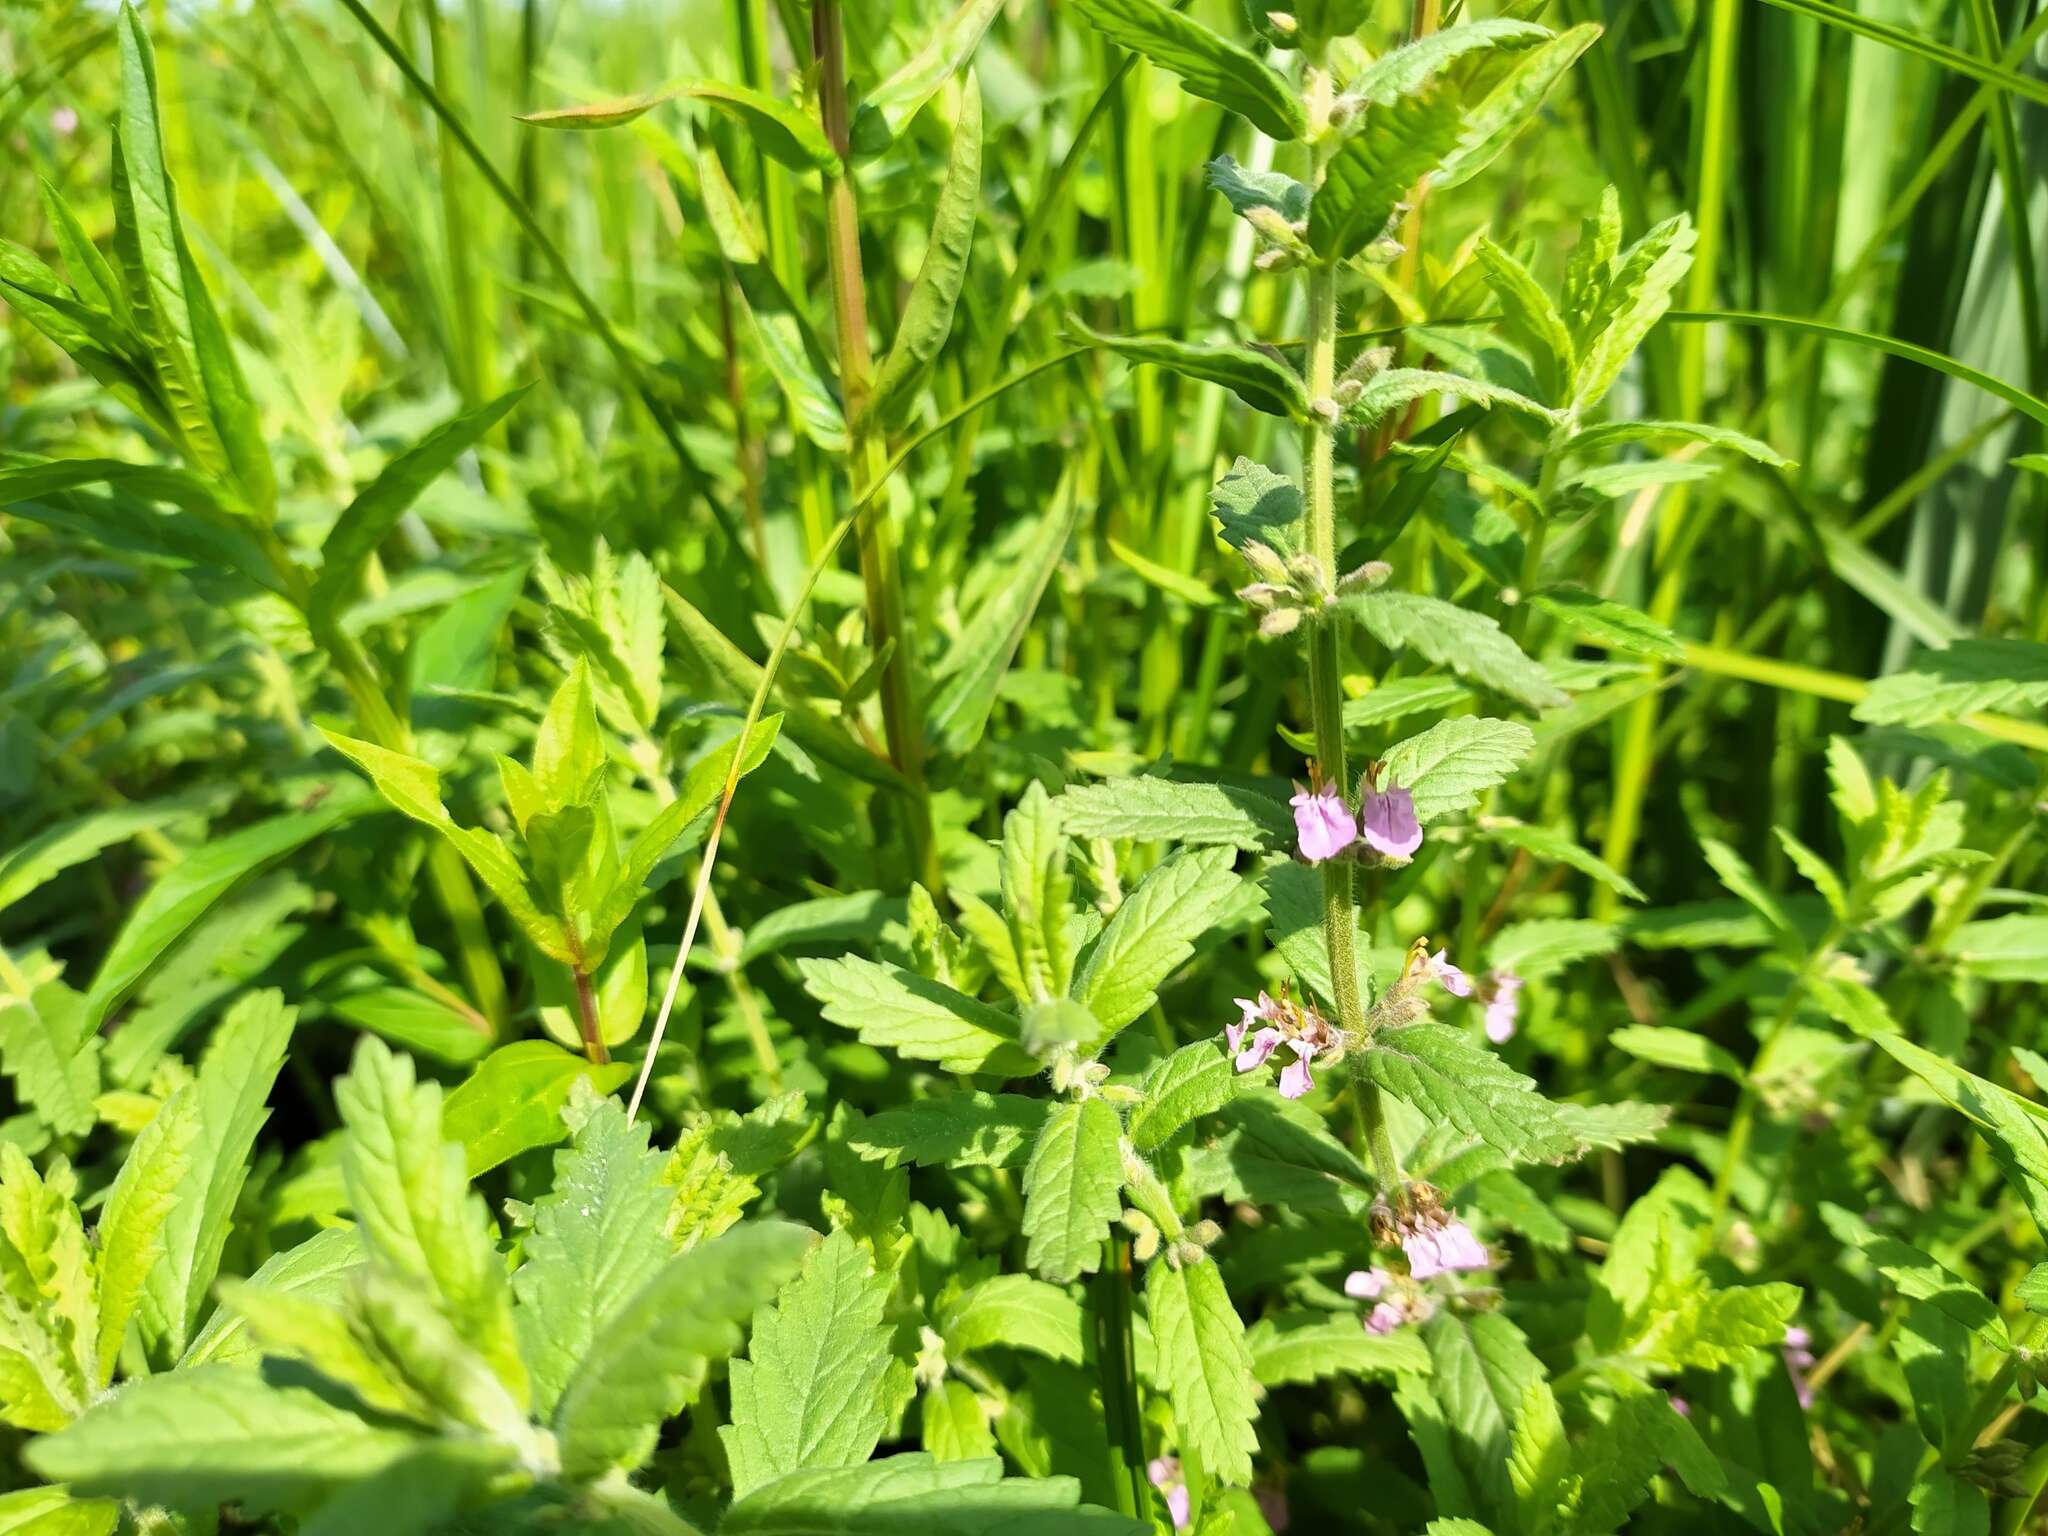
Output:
[
  {"xmin": 812, "ymin": 0, "xmax": 938, "ymax": 894},
  {"xmin": 1092, "ymin": 1231, "xmax": 1150, "ymax": 1518},
  {"xmin": 571, "ymin": 966, "xmax": 609, "ymax": 1066}
]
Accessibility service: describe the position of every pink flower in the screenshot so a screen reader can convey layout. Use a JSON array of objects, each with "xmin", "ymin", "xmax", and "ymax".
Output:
[
  {"xmin": 1669, "ymin": 1395, "xmax": 1691, "ymax": 1418},
  {"xmin": 1401, "ymin": 1215, "xmax": 1489, "ymax": 1279},
  {"xmin": 1482, "ymin": 970, "xmax": 1523, "ymax": 1043},
  {"xmin": 1227, "ymin": 993, "xmax": 1273, "ymax": 1054},
  {"xmin": 1148, "ymin": 1456, "xmax": 1191, "ymax": 1530},
  {"xmin": 1276, "ymin": 1040, "xmax": 1316, "ymax": 1099},
  {"xmin": 1358, "ymin": 776, "xmax": 1422, "ymax": 859},
  {"xmin": 1426, "ymin": 949, "xmax": 1472, "ymax": 997},
  {"xmin": 1290, "ymin": 782, "xmax": 1356, "ymax": 863},
  {"xmin": 1236, "ymin": 1026, "xmax": 1283, "ymax": 1072},
  {"xmin": 1344, "ymin": 1267, "xmax": 1391, "ymax": 1300},
  {"xmin": 1784, "ymin": 1325, "xmax": 1817, "ymax": 1409},
  {"xmin": 1365, "ymin": 1300, "xmax": 1407, "ymax": 1335},
  {"xmin": 50, "ymin": 106, "xmax": 78, "ymax": 137}
]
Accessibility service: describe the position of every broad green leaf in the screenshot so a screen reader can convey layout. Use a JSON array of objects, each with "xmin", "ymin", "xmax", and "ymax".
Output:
[
  {"xmin": 870, "ymin": 76, "xmax": 981, "ymax": 427},
  {"xmin": 920, "ymin": 1377, "xmax": 995, "ymax": 1463},
  {"xmin": 91, "ymin": 1086, "xmax": 197, "ymax": 1383},
  {"xmin": 443, "ymin": 1041, "xmax": 633, "ymax": 1178},
  {"xmin": 1609, "ymin": 1025, "xmax": 1745, "ymax": 1079},
  {"xmin": 1343, "ymin": 675, "xmax": 1478, "ymax": 728},
  {"xmin": 557, "ymin": 1220, "xmax": 814, "ymax": 1479},
  {"xmin": 24, "ymin": 1362, "xmax": 417, "ymax": 1515},
  {"xmin": 939, "ymin": 1274, "xmax": 1084, "ymax": 1363},
  {"xmin": 1633, "ymin": 1278, "xmax": 1801, "ymax": 1371},
  {"xmin": 1409, "ymin": 1309, "xmax": 1547, "ymax": 1519},
  {"xmin": 334, "ymin": 1036, "xmax": 526, "ymax": 1405},
  {"xmin": 848, "ymin": 1092, "xmax": 1048, "ymax": 1169},
  {"xmin": 0, "ymin": 802, "xmax": 196, "ymax": 916},
  {"xmin": 1058, "ymin": 775, "xmax": 1293, "ymax": 851},
  {"xmin": 798, "ymin": 956, "xmax": 1036, "ymax": 1076},
  {"xmin": 409, "ymin": 563, "xmax": 529, "ymax": 718},
  {"xmin": 1146, "ymin": 1260, "xmax": 1258, "ymax": 1485},
  {"xmin": 1775, "ymin": 826, "xmax": 1849, "ymax": 917},
  {"xmin": 1073, "ymin": 847, "xmax": 1242, "ymax": 1047},
  {"xmin": 534, "ymin": 915, "xmax": 648, "ymax": 1051},
  {"xmin": 1064, "ymin": 0, "xmax": 1305, "ymax": 139},
  {"xmin": 1128, "ymin": 1043, "xmax": 1248, "ymax": 1152},
  {"xmin": 511, "ymin": 1098, "xmax": 675, "ymax": 1415},
  {"xmin": 310, "ymin": 386, "xmax": 529, "ymax": 624},
  {"xmin": 0, "ymin": 1487, "xmax": 118, "ymax": 1536},
  {"xmin": 137, "ymin": 989, "xmax": 294, "ymax": 1363},
  {"xmin": 1911, "ymin": 1466, "xmax": 1989, "ymax": 1536},
  {"xmin": 1344, "ymin": 368, "xmax": 1559, "ymax": 431},
  {"xmin": 1487, "ymin": 918, "xmax": 1618, "ymax": 980},
  {"xmin": 1246, "ymin": 1310, "xmax": 1432, "ymax": 1384},
  {"xmin": 1209, "ymin": 456, "xmax": 1305, "ymax": 554},
  {"xmin": 1526, "ymin": 586, "xmax": 1684, "ymax": 661},
  {"xmin": 347, "ymin": 1269, "xmax": 534, "ymax": 1445},
  {"xmin": 83, "ymin": 794, "xmax": 363, "ymax": 1028},
  {"xmin": 722, "ymin": 1453, "xmax": 1145, "ymax": 1533},
  {"xmin": 1346, "ymin": 592, "xmax": 1567, "ymax": 710},
  {"xmin": 1434, "ymin": 23, "xmax": 1600, "ymax": 189},
  {"xmin": 1945, "ymin": 915, "xmax": 2048, "ymax": 981},
  {"xmin": 1381, "ymin": 717, "xmax": 1537, "ymax": 821},
  {"xmin": 1204, "ymin": 156, "xmax": 1309, "ymax": 224},
  {"xmin": 1507, "ymin": 1376, "xmax": 1570, "ymax": 1535},
  {"xmin": 328, "ymin": 985, "xmax": 494, "ymax": 1066},
  {"xmin": 1856, "ymin": 638, "xmax": 2048, "ymax": 727},
  {"xmin": 0, "ymin": 985, "xmax": 100, "ymax": 1140},
  {"xmin": 1021, "ymin": 1098, "xmax": 1124, "ymax": 1282},
  {"xmin": 1363, "ymin": 1022, "xmax": 1590, "ymax": 1165},
  {"xmin": 181, "ymin": 1227, "xmax": 364, "ymax": 1367},
  {"xmin": 721, "ymin": 1229, "xmax": 902, "ymax": 1495},
  {"xmin": 1067, "ymin": 315, "xmax": 1307, "ymax": 419},
  {"xmin": 1311, "ymin": 89, "xmax": 1463, "ymax": 261}
]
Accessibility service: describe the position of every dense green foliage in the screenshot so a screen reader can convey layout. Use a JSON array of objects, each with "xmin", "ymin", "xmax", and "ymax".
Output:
[{"xmin": 2, "ymin": 0, "xmax": 2047, "ymax": 1531}]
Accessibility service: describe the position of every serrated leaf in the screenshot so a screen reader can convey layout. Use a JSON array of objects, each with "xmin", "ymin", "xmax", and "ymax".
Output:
[
  {"xmin": 1475, "ymin": 239, "xmax": 1573, "ymax": 403},
  {"xmin": 557, "ymin": 1220, "xmax": 813, "ymax": 1480},
  {"xmin": 722, "ymin": 1229, "xmax": 901, "ymax": 1495},
  {"xmin": 1312, "ymin": 89, "xmax": 1464, "ymax": 261},
  {"xmin": 181, "ymin": 1227, "xmax": 364, "ymax": 1367},
  {"xmin": 939, "ymin": 1274, "xmax": 1084, "ymax": 1363},
  {"xmin": 1204, "ymin": 155, "xmax": 1309, "ymax": 223},
  {"xmin": 1209, "ymin": 456, "xmax": 1304, "ymax": 555},
  {"xmin": 1380, "ymin": 716, "xmax": 1537, "ymax": 821},
  {"xmin": 1609, "ymin": 1026, "xmax": 1745, "ymax": 1079},
  {"xmin": 1073, "ymin": 847, "xmax": 1243, "ymax": 1048},
  {"xmin": 1246, "ymin": 1310, "xmax": 1431, "ymax": 1384},
  {"xmin": 1354, "ymin": 19, "xmax": 1553, "ymax": 100},
  {"xmin": 91, "ymin": 1086, "xmax": 197, "ymax": 1383},
  {"xmin": 1347, "ymin": 592, "xmax": 1566, "ymax": 710},
  {"xmin": 1634, "ymin": 1278, "xmax": 1801, "ymax": 1370},
  {"xmin": 0, "ymin": 986, "xmax": 100, "ymax": 1141},
  {"xmin": 1146, "ymin": 1260, "xmax": 1258, "ymax": 1485},
  {"xmin": 847, "ymin": 1093, "xmax": 1048, "ymax": 1169},
  {"xmin": 797, "ymin": 956, "xmax": 1036, "ymax": 1076},
  {"xmin": 722, "ymin": 1453, "xmax": 1145, "ymax": 1533},
  {"xmin": 1573, "ymin": 214, "xmax": 1695, "ymax": 411},
  {"xmin": 1434, "ymin": 23, "xmax": 1599, "ymax": 189},
  {"xmin": 1487, "ymin": 918, "xmax": 1618, "ymax": 980},
  {"xmin": 1856, "ymin": 638, "xmax": 2048, "ymax": 727},
  {"xmin": 0, "ymin": 1487, "xmax": 118, "ymax": 1536},
  {"xmin": 1527, "ymin": 586, "xmax": 1684, "ymax": 661},
  {"xmin": 1344, "ymin": 368, "xmax": 1559, "ymax": 431},
  {"xmin": 1067, "ymin": 315, "xmax": 1306, "ymax": 419},
  {"xmin": 137, "ymin": 989, "xmax": 293, "ymax": 1363},
  {"xmin": 1058, "ymin": 775, "xmax": 1293, "ymax": 851},
  {"xmin": 0, "ymin": 1143, "xmax": 94, "ymax": 1430},
  {"xmin": 1817, "ymin": 1203, "xmax": 2007, "ymax": 1351},
  {"xmin": 441, "ymin": 1040, "xmax": 632, "ymax": 1178},
  {"xmin": 1363, "ymin": 1023, "xmax": 1588, "ymax": 1165},
  {"xmin": 1564, "ymin": 418, "xmax": 1788, "ymax": 465},
  {"xmin": 333, "ymin": 1036, "xmax": 526, "ymax": 1406},
  {"xmin": 1699, "ymin": 834, "xmax": 1796, "ymax": 940},
  {"xmin": 1021, "ymin": 1099, "xmax": 1124, "ymax": 1283},
  {"xmin": 1064, "ymin": 0, "xmax": 1305, "ymax": 139},
  {"xmin": 1128, "ymin": 1044, "xmax": 1247, "ymax": 1152}
]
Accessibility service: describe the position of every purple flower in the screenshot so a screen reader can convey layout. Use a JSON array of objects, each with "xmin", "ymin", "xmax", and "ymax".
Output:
[
  {"xmin": 1276, "ymin": 1040, "xmax": 1317, "ymax": 1099},
  {"xmin": 1402, "ymin": 1216, "xmax": 1489, "ymax": 1279},
  {"xmin": 1148, "ymin": 1456, "xmax": 1191, "ymax": 1530},
  {"xmin": 1236, "ymin": 1026, "xmax": 1283, "ymax": 1073},
  {"xmin": 1365, "ymin": 1300, "xmax": 1407, "ymax": 1335},
  {"xmin": 51, "ymin": 106, "xmax": 78, "ymax": 137},
  {"xmin": 1426, "ymin": 949, "xmax": 1472, "ymax": 998},
  {"xmin": 1482, "ymin": 971, "xmax": 1524, "ymax": 1044},
  {"xmin": 1227, "ymin": 993, "xmax": 1273, "ymax": 1055},
  {"xmin": 1291, "ymin": 782, "xmax": 1357, "ymax": 863},
  {"xmin": 1358, "ymin": 776, "xmax": 1422, "ymax": 859},
  {"xmin": 1784, "ymin": 1325, "xmax": 1817, "ymax": 1409},
  {"xmin": 1669, "ymin": 1395, "xmax": 1691, "ymax": 1419},
  {"xmin": 1344, "ymin": 1267, "xmax": 1391, "ymax": 1300}
]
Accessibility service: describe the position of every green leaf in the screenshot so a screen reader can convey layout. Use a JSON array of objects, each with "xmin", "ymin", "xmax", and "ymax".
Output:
[
  {"xmin": 1817, "ymin": 1203, "xmax": 2008, "ymax": 1351},
  {"xmin": 310, "ymin": 386, "xmax": 529, "ymax": 624},
  {"xmin": 137, "ymin": 989, "xmax": 295, "ymax": 1363},
  {"xmin": 1434, "ymin": 23, "xmax": 1601, "ymax": 189},
  {"xmin": 1058, "ymin": 775, "xmax": 1293, "ymax": 851},
  {"xmin": 110, "ymin": 6, "xmax": 273, "ymax": 513},
  {"xmin": 1475, "ymin": 823, "xmax": 1646, "ymax": 902},
  {"xmin": 0, "ymin": 802, "xmax": 197, "ymax": 916},
  {"xmin": 1563, "ymin": 418, "xmax": 1789, "ymax": 465},
  {"xmin": 723, "ymin": 1454, "xmax": 1146, "ymax": 1534},
  {"xmin": 1699, "ymin": 833, "xmax": 1796, "ymax": 941},
  {"xmin": 510, "ymin": 1097, "xmax": 675, "ymax": 1415},
  {"xmin": 1073, "ymin": 847, "xmax": 1243, "ymax": 1048},
  {"xmin": 1127, "ymin": 1043, "xmax": 1248, "ymax": 1152},
  {"xmin": 1311, "ymin": 89, "xmax": 1464, "ymax": 261},
  {"xmin": 1204, "ymin": 156, "xmax": 1309, "ymax": 224},
  {"xmin": 0, "ymin": 1143, "xmax": 94, "ymax": 1430},
  {"xmin": 1363, "ymin": 1022, "xmax": 1591, "ymax": 1165},
  {"xmin": 1067, "ymin": 315, "xmax": 1307, "ymax": 419},
  {"xmin": 1353, "ymin": 20, "xmax": 1554, "ymax": 100},
  {"xmin": 870, "ymin": 77, "xmax": 981, "ymax": 427},
  {"xmin": 1064, "ymin": 0, "xmax": 1305, "ymax": 139},
  {"xmin": 939, "ymin": 1274, "xmax": 1085, "ymax": 1363},
  {"xmin": 1408, "ymin": 1309, "xmax": 1547, "ymax": 1519},
  {"xmin": 1346, "ymin": 592, "xmax": 1567, "ymax": 710},
  {"xmin": 848, "ymin": 1092, "xmax": 1048, "ymax": 1169},
  {"xmin": 1246, "ymin": 1310, "xmax": 1432, "ymax": 1384},
  {"xmin": 1381, "ymin": 717, "xmax": 1538, "ymax": 821},
  {"xmin": 1856, "ymin": 638, "xmax": 2048, "ymax": 728},
  {"xmin": 1474, "ymin": 239, "xmax": 1574, "ymax": 402},
  {"xmin": 1609, "ymin": 1026, "xmax": 1745, "ymax": 1079},
  {"xmin": 442, "ymin": 1040, "xmax": 632, "ymax": 1178},
  {"xmin": 1021, "ymin": 1098, "xmax": 1125, "ymax": 1283},
  {"xmin": 1572, "ymin": 214, "xmax": 1696, "ymax": 411},
  {"xmin": 91, "ymin": 1086, "xmax": 198, "ymax": 1383},
  {"xmin": 1209, "ymin": 456, "xmax": 1305, "ymax": 555},
  {"xmin": 24, "ymin": 1362, "xmax": 418, "ymax": 1516},
  {"xmin": 1945, "ymin": 915, "xmax": 2048, "ymax": 982},
  {"xmin": 861, "ymin": 0, "xmax": 1005, "ymax": 146},
  {"xmin": 1146, "ymin": 1260, "xmax": 1258, "ymax": 1485},
  {"xmin": 721, "ymin": 1228, "xmax": 902, "ymax": 1496},
  {"xmin": 0, "ymin": 1487, "xmax": 117, "ymax": 1536},
  {"xmin": 1634, "ymin": 1278, "xmax": 1802, "ymax": 1371},
  {"xmin": 1343, "ymin": 675, "xmax": 1478, "ymax": 729},
  {"xmin": 1262, "ymin": 860, "xmax": 1373, "ymax": 1015},
  {"xmin": 181, "ymin": 1227, "xmax": 364, "ymax": 1367},
  {"xmin": 527, "ymin": 80, "xmax": 838, "ymax": 173},
  {"xmin": 1526, "ymin": 586, "xmax": 1684, "ymax": 661},
  {"xmin": 1507, "ymin": 1376, "xmax": 1569, "ymax": 1535},
  {"xmin": 1344, "ymin": 368, "xmax": 1559, "ymax": 431},
  {"xmin": 558, "ymin": 1220, "xmax": 814, "ymax": 1480},
  {"xmin": 83, "ymin": 794, "xmax": 362, "ymax": 1028},
  {"xmin": 797, "ymin": 956, "xmax": 1036, "ymax": 1076},
  {"xmin": 334, "ymin": 1036, "xmax": 526, "ymax": 1405},
  {"xmin": 0, "ymin": 985, "xmax": 101, "ymax": 1141}
]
